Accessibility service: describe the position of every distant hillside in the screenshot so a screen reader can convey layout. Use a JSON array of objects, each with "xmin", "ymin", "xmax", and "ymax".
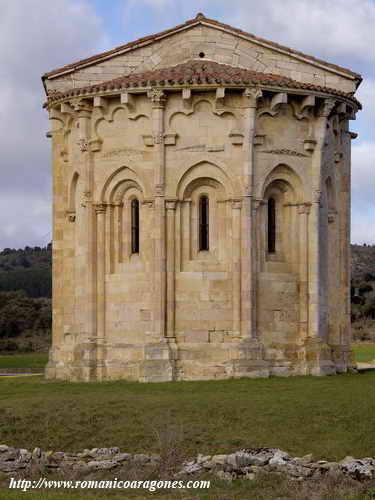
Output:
[
  {"xmin": 0, "ymin": 244, "xmax": 51, "ymax": 298},
  {"xmin": 0, "ymin": 242, "xmax": 372, "ymax": 351},
  {"xmin": 351, "ymin": 244, "xmax": 375, "ymax": 284},
  {"xmin": 0, "ymin": 242, "xmax": 372, "ymax": 297},
  {"xmin": 0, "ymin": 245, "xmax": 52, "ymax": 352}
]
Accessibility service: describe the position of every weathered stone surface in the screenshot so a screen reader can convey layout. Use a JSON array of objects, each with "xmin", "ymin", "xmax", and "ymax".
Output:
[
  {"xmin": 86, "ymin": 460, "xmax": 118, "ymax": 470},
  {"xmin": 0, "ymin": 462, "xmax": 27, "ymax": 472},
  {"xmin": 2, "ymin": 444, "xmax": 375, "ymax": 484},
  {"xmin": 43, "ymin": 13, "xmax": 359, "ymax": 383},
  {"xmin": 339, "ymin": 457, "xmax": 375, "ymax": 480}
]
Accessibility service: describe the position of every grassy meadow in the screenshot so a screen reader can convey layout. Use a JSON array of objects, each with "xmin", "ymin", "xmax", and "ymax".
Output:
[
  {"xmin": 352, "ymin": 343, "xmax": 375, "ymax": 363},
  {"xmin": 0, "ymin": 353, "xmax": 47, "ymax": 372},
  {"xmin": 1, "ymin": 371, "xmax": 375, "ymax": 460},
  {"xmin": 1, "ymin": 348, "xmax": 375, "ymax": 499},
  {"xmin": 1, "ymin": 372, "xmax": 375, "ymax": 499}
]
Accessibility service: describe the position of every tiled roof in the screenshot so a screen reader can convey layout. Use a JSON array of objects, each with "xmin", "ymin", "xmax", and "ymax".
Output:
[
  {"xmin": 46, "ymin": 60, "xmax": 361, "ymax": 108},
  {"xmin": 43, "ymin": 13, "xmax": 361, "ymax": 81}
]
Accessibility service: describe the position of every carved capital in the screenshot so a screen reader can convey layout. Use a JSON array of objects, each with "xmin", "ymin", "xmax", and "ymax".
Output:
[
  {"xmin": 72, "ymin": 98, "xmax": 92, "ymax": 117},
  {"xmin": 155, "ymin": 184, "xmax": 165, "ymax": 196},
  {"xmin": 166, "ymin": 199, "xmax": 177, "ymax": 210},
  {"xmin": 77, "ymin": 138, "xmax": 89, "ymax": 152},
  {"xmin": 231, "ymin": 199, "xmax": 242, "ymax": 210},
  {"xmin": 81, "ymin": 191, "xmax": 91, "ymax": 207},
  {"xmin": 65, "ymin": 210, "xmax": 76, "ymax": 222},
  {"xmin": 297, "ymin": 203, "xmax": 311, "ymax": 215},
  {"xmin": 318, "ymin": 98, "xmax": 336, "ymax": 118},
  {"xmin": 153, "ymin": 132, "xmax": 164, "ymax": 145},
  {"xmin": 313, "ymin": 189, "xmax": 322, "ymax": 204},
  {"xmin": 243, "ymin": 87, "xmax": 262, "ymax": 107},
  {"xmin": 148, "ymin": 89, "xmax": 166, "ymax": 108},
  {"xmin": 94, "ymin": 203, "xmax": 107, "ymax": 215}
]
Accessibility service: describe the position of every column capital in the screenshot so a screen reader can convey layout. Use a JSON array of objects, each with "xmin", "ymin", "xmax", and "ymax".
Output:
[
  {"xmin": 231, "ymin": 199, "xmax": 242, "ymax": 210},
  {"xmin": 148, "ymin": 89, "xmax": 167, "ymax": 108},
  {"xmin": 317, "ymin": 98, "xmax": 336, "ymax": 118},
  {"xmin": 77, "ymin": 138, "xmax": 89, "ymax": 152},
  {"xmin": 297, "ymin": 202, "xmax": 311, "ymax": 215},
  {"xmin": 72, "ymin": 98, "xmax": 93, "ymax": 117},
  {"xmin": 252, "ymin": 198, "xmax": 264, "ymax": 212},
  {"xmin": 112, "ymin": 199, "xmax": 124, "ymax": 208},
  {"xmin": 243, "ymin": 87, "xmax": 263, "ymax": 107},
  {"xmin": 65, "ymin": 210, "xmax": 76, "ymax": 222},
  {"xmin": 94, "ymin": 202, "xmax": 107, "ymax": 214},
  {"xmin": 165, "ymin": 199, "xmax": 177, "ymax": 210},
  {"xmin": 155, "ymin": 184, "xmax": 165, "ymax": 196},
  {"xmin": 312, "ymin": 189, "xmax": 322, "ymax": 204}
]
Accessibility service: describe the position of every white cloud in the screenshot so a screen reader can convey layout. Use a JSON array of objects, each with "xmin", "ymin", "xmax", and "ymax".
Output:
[
  {"xmin": 0, "ymin": 0, "xmax": 373, "ymax": 248},
  {"xmin": 351, "ymin": 142, "xmax": 375, "ymax": 244},
  {"xmin": 122, "ymin": 0, "xmax": 375, "ymax": 67},
  {"xmin": 0, "ymin": 0, "xmax": 109, "ymax": 249},
  {"xmin": 227, "ymin": 0, "xmax": 374, "ymax": 67},
  {"xmin": 354, "ymin": 79, "xmax": 375, "ymax": 139}
]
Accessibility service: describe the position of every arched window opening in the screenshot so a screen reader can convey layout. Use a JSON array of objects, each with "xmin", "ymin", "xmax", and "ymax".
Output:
[
  {"xmin": 268, "ymin": 197, "xmax": 276, "ymax": 253},
  {"xmin": 131, "ymin": 199, "xmax": 140, "ymax": 254},
  {"xmin": 199, "ymin": 195, "xmax": 209, "ymax": 251}
]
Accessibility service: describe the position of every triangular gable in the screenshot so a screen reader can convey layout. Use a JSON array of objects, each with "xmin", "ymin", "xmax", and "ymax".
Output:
[{"xmin": 43, "ymin": 13, "xmax": 361, "ymax": 96}]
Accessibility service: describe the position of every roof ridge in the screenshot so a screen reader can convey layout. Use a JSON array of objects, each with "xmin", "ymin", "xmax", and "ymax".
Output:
[{"xmin": 42, "ymin": 13, "xmax": 362, "ymax": 82}]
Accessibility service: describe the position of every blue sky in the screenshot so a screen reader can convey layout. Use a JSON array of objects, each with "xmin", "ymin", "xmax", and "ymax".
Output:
[{"xmin": 0, "ymin": 0, "xmax": 374, "ymax": 248}]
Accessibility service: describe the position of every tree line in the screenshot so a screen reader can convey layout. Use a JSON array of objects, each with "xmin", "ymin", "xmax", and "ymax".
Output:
[{"xmin": 0, "ymin": 245, "xmax": 52, "ymax": 352}]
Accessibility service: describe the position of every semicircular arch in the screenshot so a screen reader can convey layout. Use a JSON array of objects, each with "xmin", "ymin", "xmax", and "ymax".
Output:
[
  {"xmin": 175, "ymin": 157, "xmax": 235, "ymax": 200},
  {"xmin": 100, "ymin": 165, "xmax": 148, "ymax": 203},
  {"xmin": 259, "ymin": 163, "xmax": 304, "ymax": 202}
]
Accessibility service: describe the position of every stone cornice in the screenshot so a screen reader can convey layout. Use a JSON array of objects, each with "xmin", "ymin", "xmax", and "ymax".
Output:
[{"xmin": 44, "ymin": 61, "xmax": 361, "ymax": 112}]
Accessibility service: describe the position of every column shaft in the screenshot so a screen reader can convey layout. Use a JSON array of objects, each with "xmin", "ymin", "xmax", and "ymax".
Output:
[
  {"xmin": 166, "ymin": 201, "xmax": 176, "ymax": 337},
  {"xmin": 308, "ymin": 98, "xmax": 336, "ymax": 339},
  {"xmin": 232, "ymin": 200, "xmax": 242, "ymax": 335},
  {"xmin": 242, "ymin": 88, "xmax": 262, "ymax": 339}
]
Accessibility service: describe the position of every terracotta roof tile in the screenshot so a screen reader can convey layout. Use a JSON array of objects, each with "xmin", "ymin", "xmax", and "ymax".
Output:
[
  {"xmin": 46, "ymin": 60, "xmax": 361, "ymax": 109},
  {"xmin": 43, "ymin": 13, "xmax": 361, "ymax": 81}
]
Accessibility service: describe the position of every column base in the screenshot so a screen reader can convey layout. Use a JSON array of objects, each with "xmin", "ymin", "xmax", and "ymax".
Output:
[{"xmin": 303, "ymin": 338, "xmax": 344, "ymax": 376}]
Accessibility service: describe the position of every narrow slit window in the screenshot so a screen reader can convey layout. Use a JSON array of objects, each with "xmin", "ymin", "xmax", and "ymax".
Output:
[
  {"xmin": 199, "ymin": 195, "xmax": 209, "ymax": 251},
  {"xmin": 131, "ymin": 199, "xmax": 140, "ymax": 254},
  {"xmin": 268, "ymin": 197, "xmax": 276, "ymax": 253}
]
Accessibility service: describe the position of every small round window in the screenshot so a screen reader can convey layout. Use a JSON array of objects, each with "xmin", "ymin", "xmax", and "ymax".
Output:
[{"xmin": 199, "ymin": 52, "xmax": 205, "ymax": 58}]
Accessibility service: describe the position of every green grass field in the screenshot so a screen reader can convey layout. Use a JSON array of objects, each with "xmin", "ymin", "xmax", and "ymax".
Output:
[
  {"xmin": 1, "ymin": 372, "xmax": 375, "ymax": 461},
  {"xmin": 0, "ymin": 353, "xmax": 48, "ymax": 372},
  {"xmin": 1, "ymin": 352, "xmax": 375, "ymax": 499},
  {"xmin": 352, "ymin": 344, "xmax": 375, "ymax": 363}
]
